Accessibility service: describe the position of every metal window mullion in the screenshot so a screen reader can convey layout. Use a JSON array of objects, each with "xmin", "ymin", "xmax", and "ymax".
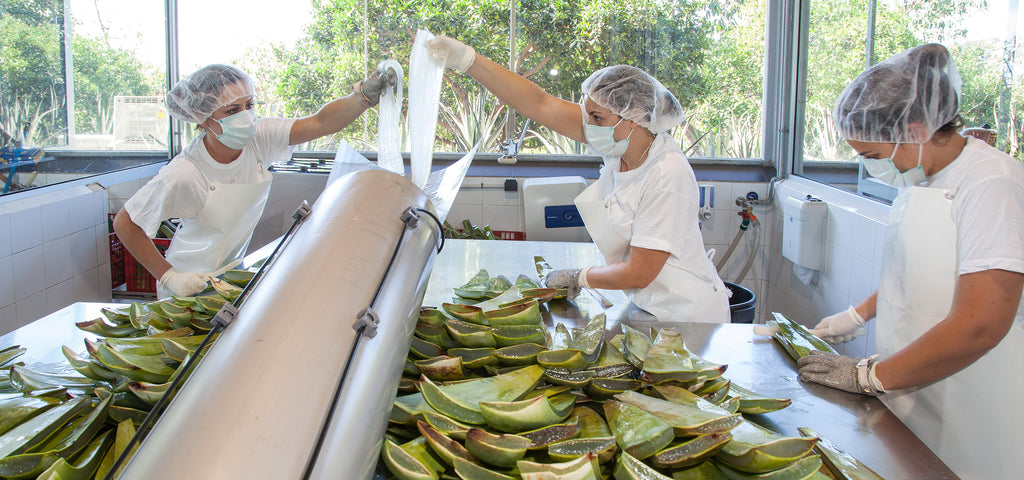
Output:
[
  {"xmin": 63, "ymin": 0, "xmax": 75, "ymax": 148},
  {"xmin": 166, "ymin": 0, "xmax": 181, "ymax": 158}
]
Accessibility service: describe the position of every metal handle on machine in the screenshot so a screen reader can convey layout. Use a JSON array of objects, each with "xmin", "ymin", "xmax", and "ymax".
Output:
[{"xmin": 104, "ymin": 201, "xmax": 314, "ymax": 480}]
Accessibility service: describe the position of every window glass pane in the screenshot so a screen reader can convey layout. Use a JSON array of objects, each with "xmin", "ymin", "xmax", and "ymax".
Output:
[{"xmin": 799, "ymin": 0, "xmax": 1016, "ymax": 199}]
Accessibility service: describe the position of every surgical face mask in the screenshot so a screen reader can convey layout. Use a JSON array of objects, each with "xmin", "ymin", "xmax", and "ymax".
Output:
[
  {"xmin": 584, "ymin": 117, "xmax": 634, "ymax": 156},
  {"xmin": 212, "ymin": 109, "xmax": 258, "ymax": 150},
  {"xmin": 861, "ymin": 143, "xmax": 926, "ymax": 188}
]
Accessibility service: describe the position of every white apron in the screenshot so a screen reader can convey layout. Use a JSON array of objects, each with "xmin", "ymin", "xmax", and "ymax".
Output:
[
  {"xmin": 575, "ymin": 182, "xmax": 729, "ymax": 322},
  {"xmin": 876, "ymin": 186, "xmax": 1024, "ymax": 480},
  {"xmin": 159, "ymin": 163, "xmax": 272, "ymax": 299}
]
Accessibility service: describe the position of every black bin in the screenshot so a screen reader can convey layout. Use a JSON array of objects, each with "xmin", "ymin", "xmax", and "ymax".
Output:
[{"xmin": 724, "ymin": 281, "xmax": 756, "ymax": 323}]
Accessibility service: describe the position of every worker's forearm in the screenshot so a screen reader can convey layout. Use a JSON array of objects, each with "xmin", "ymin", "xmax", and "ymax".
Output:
[
  {"xmin": 854, "ymin": 291, "xmax": 878, "ymax": 321},
  {"xmin": 289, "ymin": 96, "xmax": 367, "ymax": 145},
  {"xmin": 585, "ymin": 247, "xmax": 670, "ymax": 290},
  {"xmin": 875, "ymin": 316, "xmax": 998, "ymax": 390},
  {"xmin": 112, "ymin": 208, "xmax": 172, "ymax": 280}
]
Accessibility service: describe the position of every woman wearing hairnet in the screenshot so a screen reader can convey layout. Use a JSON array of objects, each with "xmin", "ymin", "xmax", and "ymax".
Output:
[
  {"xmin": 429, "ymin": 37, "xmax": 729, "ymax": 323},
  {"xmin": 799, "ymin": 43, "xmax": 1024, "ymax": 479},
  {"xmin": 114, "ymin": 64, "xmax": 394, "ymax": 299}
]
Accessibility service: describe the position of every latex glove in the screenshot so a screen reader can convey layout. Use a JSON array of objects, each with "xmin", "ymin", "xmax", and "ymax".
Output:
[
  {"xmin": 544, "ymin": 268, "xmax": 582, "ymax": 300},
  {"xmin": 159, "ymin": 269, "xmax": 209, "ymax": 297},
  {"xmin": 812, "ymin": 306, "xmax": 865, "ymax": 344},
  {"xmin": 427, "ymin": 36, "xmax": 476, "ymax": 73},
  {"xmin": 354, "ymin": 63, "xmax": 398, "ymax": 108},
  {"xmin": 797, "ymin": 351, "xmax": 885, "ymax": 396}
]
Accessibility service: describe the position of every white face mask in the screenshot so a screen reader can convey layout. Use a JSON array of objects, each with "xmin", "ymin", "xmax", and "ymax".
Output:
[
  {"xmin": 584, "ymin": 117, "xmax": 633, "ymax": 156},
  {"xmin": 211, "ymin": 109, "xmax": 258, "ymax": 150},
  {"xmin": 862, "ymin": 143, "xmax": 926, "ymax": 188}
]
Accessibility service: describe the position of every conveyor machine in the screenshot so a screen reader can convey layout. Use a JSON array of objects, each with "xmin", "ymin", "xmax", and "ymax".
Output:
[{"xmin": 118, "ymin": 169, "xmax": 443, "ymax": 479}]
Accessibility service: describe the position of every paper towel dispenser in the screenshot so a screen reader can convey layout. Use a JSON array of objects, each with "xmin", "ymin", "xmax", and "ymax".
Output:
[{"xmin": 782, "ymin": 195, "xmax": 827, "ymax": 270}]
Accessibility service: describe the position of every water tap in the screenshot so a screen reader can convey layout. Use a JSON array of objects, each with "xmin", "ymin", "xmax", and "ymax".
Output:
[{"xmin": 498, "ymin": 118, "xmax": 532, "ymax": 165}]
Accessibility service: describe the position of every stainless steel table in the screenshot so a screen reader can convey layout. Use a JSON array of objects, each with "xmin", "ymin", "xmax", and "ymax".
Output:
[{"xmin": 4, "ymin": 239, "xmax": 957, "ymax": 479}]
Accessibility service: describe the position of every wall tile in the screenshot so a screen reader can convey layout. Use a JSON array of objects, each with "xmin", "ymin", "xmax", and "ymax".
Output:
[
  {"xmin": 0, "ymin": 214, "xmax": 10, "ymax": 258},
  {"xmin": 10, "ymin": 205, "xmax": 42, "ymax": 254},
  {"xmin": 849, "ymin": 255, "xmax": 877, "ymax": 304},
  {"xmin": 95, "ymin": 188, "xmax": 110, "ymax": 222},
  {"xmin": 849, "ymin": 214, "xmax": 877, "ymax": 260},
  {"xmin": 480, "ymin": 188, "xmax": 520, "ymax": 207},
  {"xmin": 69, "ymin": 190, "xmax": 96, "ymax": 233},
  {"xmin": 447, "ymin": 204, "xmax": 482, "ymax": 230},
  {"xmin": 0, "ymin": 256, "xmax": 12, "ymax": 308},
  {"xmin": 16, "ymin": 291, "xmax": 47, "ymax": 327},
  {"xmin": 43, "ymin": 237, "xmax": 73, "ymax": 287},
  {"xmin": 41, "ymin": 198, "xmax": 70, "ymax": 242},
  {"xmin": 71, "ymin": 229, "xmax": 98, "ymax": 276},
  {"xmin": 95, "ymin": 225, "xmax": 111, "ymax": 270},
  {"xmin": 481, "ymin": 205, "xmax": 521, "ymax": 232},
  {"xmin": 12, "ymin": 246, "xmax": 44, "ymax": 300},
  {"xmin": 0, "ymin": 304, "xmax": 16, "ymax": 335},
  {"xmin": 47, "ymin": 278, "xmax": 75, "ymax": 314},
  {"xmin": 821, "ymin": 242, "xmax": 853, "ymax": 297},
  {"xmin": 97, "ymin": 262, "xmax": 112, "ymax": 302},
  {"xmin": 453, "ymin": 188, "xmax": 482, "ymax": 207}
]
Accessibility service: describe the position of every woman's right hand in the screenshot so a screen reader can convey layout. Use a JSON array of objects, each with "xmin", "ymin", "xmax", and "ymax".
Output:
[
  {"xmin": 428, "ymin": 36, "xmax": 476, "ymax": 73},
  {"xmin": 160, "ymin": 269, "xmax": 209, "ymax": 297}
]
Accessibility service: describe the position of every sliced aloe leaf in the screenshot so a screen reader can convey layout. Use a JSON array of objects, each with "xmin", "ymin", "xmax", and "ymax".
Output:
[
  {"xmin": 549, "ymin": 436, "xmax": 619, "ymax": 464},
  {"xmin": 0, "ymin": 396, "xmax": 58, "ymax": 436},
  {"xmin": 75, "ymin": 318, "xmax": 140, "ymax": 338},
  {"xmin": 410, "ymin": 336, "xmax": 447, "ymax": 359},
  {"xmin": 484, "ymin": 300, "xmax": 542, "ymax": 326},
  {"xmin": 480, "ymin": 393, "xmax": 575, "ymax": 433},
  {"xmin": 417, "ymin": 421, "xmax": 479, "ymax": 467},
  {"xmin": 768, "ymin": 312, "xmax": 837, "ymax": 362},
  {"xmin": 100, "ymin": 307, "xmax": 131, "ymax": 325},
  {"xmin": 465, "ymin": 428, "xmax": 532, "ymax": 467},
  {"xmin": 621, "ymin": 324, "xmax": 653, "ymax": 368},
  {"xmin": 36, "ymin": 428, "xmax": 114, "ymax": 480},
  {"xmin": 418, "ymin": 308, "xmax": 447, "ymax": 327},
  {"xmin": 86, "ymin": 339, "xmax": 176, "ymax": 384},
  {"xmin": 445, "ymin": 318, "xmax": 497, "ymax": 348},
  {"xmin": 569, "ymin": 406, "xmax": 612, "ymax": 439},
  {"xmin": 570, "ymin": 314, "xmax": 606, "ymax": 364},
  {"xmin": 604, "ymin": 399, "xmax": 674, "ymax": 460},
  {"xmin": 641, "ymin": 329, "xmax": 726, "ymax": 384},
  {"xmin": 442, "ymin": 303, "xmax": 487, "ymax": 325},
  {"xmin": 614, "ymin": 450, "xmax": 673, "ymax": 479},
  {"xmin": 494, "ymin": 343, "xmax": 546, "ymax": 366},
  {"xmin": 95, "ymin": 418, "xmax": 139, "ymax": 479},
  {"xmin": 391, "ymin": 393, "xmax": 437, "ymax": 425},
  {"xmin": 492, "ymin": 325, "xmax": 546, "ymax": 347},
  {"xmin": 0, "ymin": 397, "xmax": 89, "ymax": 459},
  {"xmin": 518, "ymin": 452, "xmax": 601, "ymax": 479},
  {"xmin": 419, "ymin": 365, "xmax": 544, "ymax": 424},
  {"xmin": 651, "ymin": 431, "xmax": 733, "ymax": 469},
  {"xmin": 381, "ymin": 438, "xmax": 438, "ymax": 480},
  {"xmin": 222, "ymin": 269, "xmax": 255, "ymax": 287},
  {"xmin": 108, "ymin": 405, "xmax": 148, "ymax": 426},
  {"xmin": 537, "ymin": 349, "xmax": 588, "ymax": 370},
  {"xmin": 518, "ymin": 420, "xmax": 582, "ymax": 450},
  {"xmin": 486, "ymin": 275, "xmax": 513, "ymax": 298},
  {"xmin": 8, "ymin": 365, "xmax": 95, "ymax": 395},
  {"xmin": 0, "ymin": 346, "xmax": 26, "ymax": 369},
  {"xmin": 0, "ymin": 396, "xmax": 111, "ymax": 478},
  {"xmin": 415, "ymin": 356, "xmax": 466, "ymax": 382},
  {"xmin": 515, "ymin": 274, "xmax": 541, "ymax": 290},
  {"xmin": 798, "ymin": 427, "xmax": 884, "ymax": 480},
  {"xmin": 620, "ymin": 389, "xmax": 741, "ymax": 436},
  {"xmin": 421, "ymin": 411, "xmax": 471, "ymax": 441},
  {"xmin": 454, "ymin": 456, "xmax": 516, "ymax": 479},
  {"xmin": 728, "ymin": 383, "xmax": 791, "ymax": 414},
  {"xmin": 715, "ymin": 420, "xmax": 818, "ymax": 474},
  {"xmin": 447, "ymin": 348, "xmax": 498, "ymax": 369},
  {"xmin": 454, "ymin": 269, "xmax": 490, "ymax": 299},
  {"xmin": 400, "ymin": 436, "xmax": 446, "ymax": 476},
  {"xmin": 585, "ymin": 377, "xmax": 642, "ymax": 401},
  {"xmin": 127, "ymin": 381, "xmax": 169, "ymax": 405},
  {"xmin": 543, "ymin": 368, "xmax": 594, "ymax": 388},
  {"xmin": 210, "ymin": 278, "xmax": 242, "ymax": 301},
  {"xmin": 714, "ymin": 454, "xmax": 822, "ymax": 480}
]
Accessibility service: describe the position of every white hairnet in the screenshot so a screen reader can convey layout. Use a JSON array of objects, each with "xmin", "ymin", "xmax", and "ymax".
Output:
[
  {"xmin": 165, "ymin": 64, "xmax": 255, "ymax": 124},
  {"xmin": 834, "ymin": 43, "xmax": 962, "ymax": 144},
  {"xmin": 581, "ymin": 65, "xmax": 684, "ymax": 133}
]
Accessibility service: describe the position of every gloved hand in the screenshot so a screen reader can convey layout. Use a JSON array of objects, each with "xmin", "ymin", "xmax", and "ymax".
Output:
[
  {"xmin": 812, "ymin": 306, "xmax": 865, "ymax": 343},
  {"xmin": 159, "ymin": 269, "xmax": 210, "ymax": 297},
  {"xmin": 544, "ymin": 268, "xmax": 582, "ymax": 300},
  {"xmin": 353, "ymin": 66, "xmax": 394, "ymax": 108},
  {"xmin": 797, "ymin": 351, "xmax": 885, "ymax": 396},
  {"xmin": 427, "ymin": 36, "xmax": 477, "ymax": 73}
]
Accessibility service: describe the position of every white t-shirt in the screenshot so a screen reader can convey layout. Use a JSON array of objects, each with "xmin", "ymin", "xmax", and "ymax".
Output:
[
  {"xmin": 125, "ymin": 117, "xmax": 295, "ymax": 237},
  {"xmin": 927, "ymin": 136, "xmax": 1024, "ymax": 277},
  {"xmin": 595, "ymin": 132, "xmax": 721, "ymax": 284}
]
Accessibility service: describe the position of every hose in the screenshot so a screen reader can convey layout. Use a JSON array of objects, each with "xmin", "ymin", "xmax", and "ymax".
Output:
[
  {"xmin": 715, "ymin": 214, "xmax": 749, "ymax": 271},
  {"xmin": 735, "ymin": 216, "xmax": 761, "ymax": 284}
]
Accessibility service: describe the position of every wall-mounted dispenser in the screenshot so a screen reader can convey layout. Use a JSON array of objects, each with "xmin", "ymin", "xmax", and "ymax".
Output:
[
  {"xmin": 522, "ymin": 176, "xmax": 591, "ymax": 242},
  {"xmin": 782, "ymin": 195, "xmax": 827, "ymax": 270},
  {"xmin": 698, "ymin": 184, "xmax": 714, "ymax": 222}
]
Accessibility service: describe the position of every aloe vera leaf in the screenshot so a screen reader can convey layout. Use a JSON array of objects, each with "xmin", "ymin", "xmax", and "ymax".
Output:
[
  {"xmin": 798, "ymin": 427, "xmax": 884, "ymax": 480},
  {"xmin": 714, "ymin": 454, "xmax": 822, "ymax": 480},
  {"xmin": 483, "ymin": 300, "xmax": 542, "ymax": 326},
  {"xmin": 382, "ymin": 438, "xmax": 439, "ymax": 480},
  {"xmin": 615, "ymin": 450, "xmax": 674, "ymax": 479},
  {"xmin": 486, "ymin": 275, "xmax": 513, "ymax": 298},
  {"xmin": 74, "ymin": 319, "xmax": 140, "ymax": 338},
  {"xmin": 642, "ymin": 329, "xmax": 726, "ymax": 384},
  {"xmin": 94, "ymin": 418, "xmax": 137, "ymax": 480},
  {"xmin": 414, "ymin": 356, "xmax": 466, "ymax": 382},
  {"xmin": 472, "ymin": 286, "xmax": 524, "ymax": 312},
  {"xmin": 515, "ymin": 274, "xmax": 541, "ymax": 290},
  {"xmin": 621, "ymin": 324, "xmax": 653, "ymax": 368},
  {"xmin": 551, "ymin": 323, "xmax": 572, "ymax": 350},
  {"xmin": 651, "ymin": 432, "xmax": 734, "ymax": 469},
  {"xmin": 391, "ymin": 393, "xmax": 438, "ymax": 425},
  {"xmin": 454, "ymin": 456, "xmax": 517, "ymax": 480},
  {"xmin": 518, "ymin": 452, "xmax": 601, "ymax": 479},
  {"xmin": 99, "ymin": 307, "xmax": 131, "ymax": 325},
  {"xmin": 419, "ymin": 365, "xmax": 544, "ymax": 424},
  {"xmin": 35, "ymin": 429, "xmax": 114, "ymax": 480},
  {"xmin": 0, "ymin": 397, "xmax": 89, "ymax": 459},
  {"xmin": 127, "ymin": 381, "xmax": 170, "ymax": 405},
  {"xmin": 480, "ymin": 394, "xmax": 575, "ymax": 433},
  {"xmin": 604, "ymin": 400, "xmax": 674, "ymax": 460},
  {"xmin": 61, "ymin": 347, "xmax": 118, "ymax": 382},
  {"xmin": 400, "ymin": 436, "xmax": 446, "ymax": 475},
  {"xmin": 465, "ymin": 428, "xmax": 531, "ymax": 467},
  {"xmin": 518, "ymin": 419, "xmax": 582, "ymax": 450},
  {"xmin": 0, "ymin": 346, "xmax": 26, "ymax": 369},
  {"xmin": 617, "ymin": 390, "xmax": 742, "ymax": 436},
  {"xmin": 536, "ymin": 349, "xmax": 587, "ymax": 371},
  {"xmin": 0, "ymin": 396, "xmax": 58, "ymax": 436},
  {"xmin": 454, "ymin": 269, "xmax": 491, "ymax": 299},
  {"xmin": 8, "ymin": 365, "xmax": 95, "ymax": 395},
  {"xmin": 715, "ymin": 420, "xmax": 818, "ymax": 474},
  {"xmin": 728, "ymin": 383, "xmax": 792, "ymax": 414},
  {"xmin": 492, "ymin": 325, "xmax": 546, "ymax": 347},
  {"xmin": 417, "ymin": 421, "xmax": 479, "ymax": 467},
  {"xmin": 670, "ymin": 460, "xmax": 729, "ymax": 480},
  {"xmin": 768, "ymin": 312, "xmax": 837, "ymax": 362},
  {"xmin": 86, "ymin": 340, "xmax": 176, "ymax": 384},
  {"xmin": 570, "ymin": 314, "xmax": 606, "ymax": 364},
  {"xmin": 0, "ymin": 396, "xmax": 112, "ymax": 478},
  {"xmin": 222, "ymin": 269, "xmax": 255, "ymax": 287}
]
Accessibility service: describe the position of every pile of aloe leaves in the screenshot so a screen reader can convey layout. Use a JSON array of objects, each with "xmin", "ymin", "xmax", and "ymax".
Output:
[
  {"xmin": 0, "ymin": 270, "xmax": 254, "ymax": 479},
  {"xmin": 381, "ymin": 268, "xmax": 883, "ymax": 480}
]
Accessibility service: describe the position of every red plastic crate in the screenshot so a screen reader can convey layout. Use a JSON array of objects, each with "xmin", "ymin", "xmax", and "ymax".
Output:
[
  {"xmin": 109, "ymin": 234, "xmax": 126, "ymax": 288},
  {"xmin": 124, "ymin": 238, "xmax": 173, "ymax": 293},
  {"xmin": 493, "ymin": 230, "xmax": 526, "ymax": 241}
]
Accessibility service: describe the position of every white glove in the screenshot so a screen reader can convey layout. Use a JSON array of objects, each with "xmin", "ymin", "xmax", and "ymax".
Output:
[
  {"xmin": 159, "ymin": 269, "xmax": 210, "ymax": 297},
  {"xmin": 812, "ymin": 306, "xmax": 866, "ymax": 344},
  {"xmin": 428, "ymin": 36, "xmax": 476, "ymax": 73}
]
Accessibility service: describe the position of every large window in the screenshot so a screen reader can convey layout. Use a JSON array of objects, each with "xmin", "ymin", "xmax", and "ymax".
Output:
[{"xmin": 796, "ymin": 0, "xmax": 1020, "ymax": 200}]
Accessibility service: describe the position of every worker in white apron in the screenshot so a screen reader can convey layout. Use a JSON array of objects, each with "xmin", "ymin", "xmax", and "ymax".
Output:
[
  {"xmin": 428, "ymin": 36, "xmax": 729, "ymax": 322},
  {"xmin": 114, "ymin": 63, "xmax": 395, "ymax": 298},
  {"xmin": 797, "ymin": 44, "xmax": 1024, "ymax": 479}
]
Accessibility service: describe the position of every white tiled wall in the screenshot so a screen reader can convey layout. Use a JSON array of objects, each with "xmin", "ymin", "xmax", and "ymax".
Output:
[{"xmin": 0, "ymin": 184, "xmax": 111, "ymax": 334}]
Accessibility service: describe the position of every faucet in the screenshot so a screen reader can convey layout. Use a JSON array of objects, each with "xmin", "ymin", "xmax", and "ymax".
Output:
[{"xmin": 497, "ymin": 118, "xmax": 532, "ymax": 165}]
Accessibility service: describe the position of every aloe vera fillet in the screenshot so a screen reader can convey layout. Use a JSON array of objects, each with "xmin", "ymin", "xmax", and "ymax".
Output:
[
  {"xmin": 0, "ymin": 396, "xmax": 111, "ymax": 478},
  {"xmin": 35, "ymin": 429, "xmax": 114, "ymax": 480},
  {"xmin": 604, "ymin": 400, "xmax": 674, "ymax": 460},
  {"xmin": 570, "ymin": 315, "xmax": 606, "ymax": 364},
  {"xmin": 484, "ymin": 300, "xmax": 542, "ymax": 326},
  {"xmin": 454, "ymin": 457, "xmax": 517, "ymax": 480},
  {"xmin": 0, "ymin": 397, "xmax": 89, "ymax": 459},
  {"xmin": 0, "ymin": 396, "xmax": 58, "ymax": 436},
  {"xmin": 400, "ymin": 436, "xmax": 446, "ymax": 475},
  {"xmin": 465, "ymin": 428, "xmax": 532, "ymax": 467},
  {"xmin": 417, "ymin": 421, "xmax": 479, "ymax": 467},
  {"xmin": 381, "ymin": 438, "xmax": 439, "ymax": 480},
  {"xmin": 715, "ymin": 420, "xmax": 818, "ymax": 474},
  {"xmin": 615, "ymin": 450, "xmax": 674, "ymax": 480},
  {"xmin": 571, "ymin": 406, "xmax": 613, "ymax": 438},
  {"xmin": 548, "ymin": 436, "xmax": 618, "ymax": 464},
  {"xmin": 618, "ymin": 390, "xmax": 741, "ymax": 436},
  {"xmin": 454, "ymin": 269, "xmax": 491, "ymax": 299},
  {"xmin": 518, "ymin": 452, "xmax": 601, "ymax": 479},
  {"xmin": 391, "ymin": 393, "xmax": 437, "ymax": 425},
  {"xmin": 419, "ymin": 365, "xmax": 544, "ymax": 424},
  {"xmin": 768, "ymin": 312, "xmax": 837, "ymax": 362},
  {"xmin": 728, "ymin": 383, "xmax": 792, "ymax": 415},
  {"xmin": 516, "ymin": 274, "xmax": 542, "ymax": 290},
  {"xmin": 714, "ymin": 454, "xmax": 822, "ymax": 480},
  {"xmin": 798, "ymin": 427, "xmax": 884, "ymax": 480},
  {"xmin": 651, "ymin": 432, "xmax": 734, "ymax": 469},
  {"xmin": 480, "ymin": 394, "xmax": 575, "ymax": 433}
]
